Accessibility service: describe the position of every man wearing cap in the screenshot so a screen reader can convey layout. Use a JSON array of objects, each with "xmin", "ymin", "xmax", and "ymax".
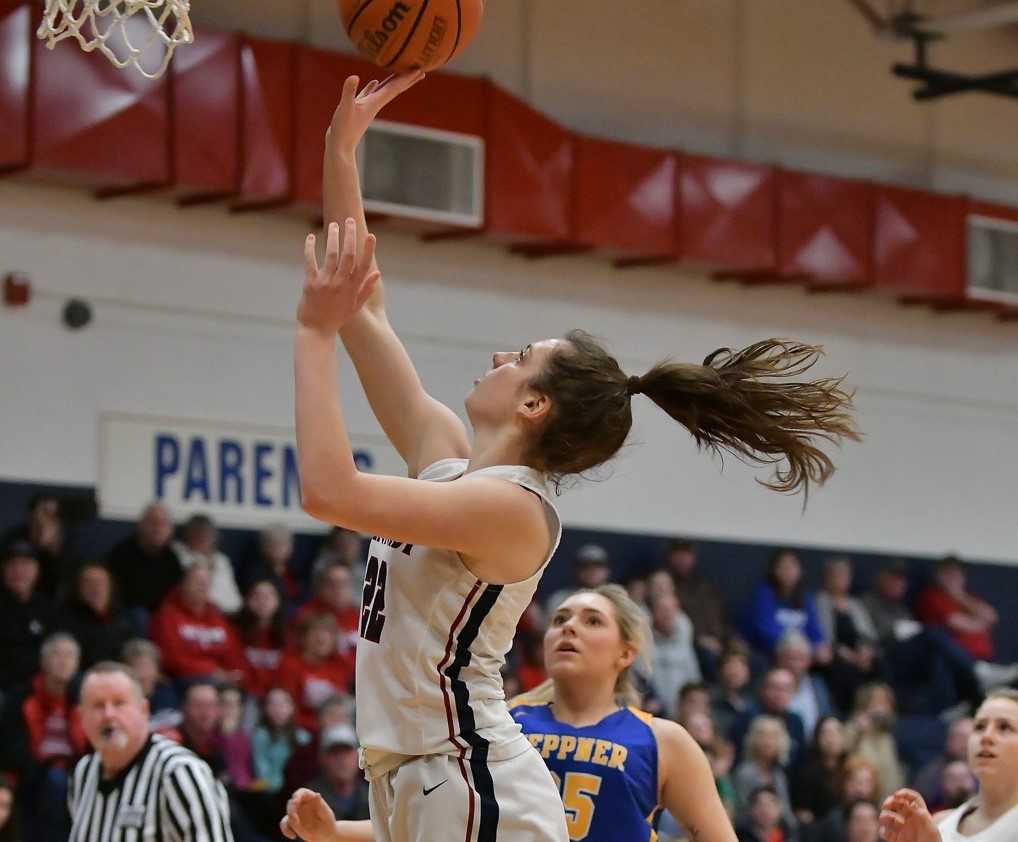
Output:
[
  {"xmin": 0, "ymin": 541, "xmax": 58, "ymax": 693},
  {"xmin": 544, "ymin": 543, "xmax": 612, "ymax": 613},
  {"xmin": 305, "ymin": 724, "xmax": 369, "ymax": 822}
]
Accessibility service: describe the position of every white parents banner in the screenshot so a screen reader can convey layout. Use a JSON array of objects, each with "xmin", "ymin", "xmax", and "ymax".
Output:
[{"xmin": 97, "ymin": 412, "xmax": 406, "ymax": 530}]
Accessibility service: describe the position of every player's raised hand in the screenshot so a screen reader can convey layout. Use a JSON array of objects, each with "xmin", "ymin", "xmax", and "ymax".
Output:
[
  {"xmin": 280, "ymin": 788, "xmax": 339, "ymax": 841},
  {"xmin": 298, "ymin": 218, "xmax": 380, "ymax": 333},
  {"xmin": 327, "ymin": 71, "xmax": 426, "ymax": 157},
  {"xmin": 879, "ymin": 789, "xmax": 940, "ymax": 842}
]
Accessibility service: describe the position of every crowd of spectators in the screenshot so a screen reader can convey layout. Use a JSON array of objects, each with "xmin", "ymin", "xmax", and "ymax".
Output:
[
  {"xmin": 509, "ymin": 540, "xmax": 1017, "ymax": 842},
  {"xmin": 0, "ymin": 493, "xmax": 1014, "ymax": 842},
  {"xmin": 0, "ymin": 497, "xmax": 365, "ymax": 842}
]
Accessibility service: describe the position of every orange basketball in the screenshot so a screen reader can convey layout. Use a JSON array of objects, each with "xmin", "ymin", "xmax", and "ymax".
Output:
[{"xmin": 338, "ymin": 0, "xmax": 484, "ymax": 72}]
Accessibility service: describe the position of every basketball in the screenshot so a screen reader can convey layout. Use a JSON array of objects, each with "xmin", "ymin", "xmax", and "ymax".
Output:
[{"xmin": 338, "ymin": 0, "xmax": 484, "ymax": 72}]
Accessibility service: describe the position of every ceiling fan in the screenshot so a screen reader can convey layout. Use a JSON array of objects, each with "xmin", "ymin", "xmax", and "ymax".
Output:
[{"xmin": 845, "ymin": 0, "xmax": 1018, "ymax": 100}]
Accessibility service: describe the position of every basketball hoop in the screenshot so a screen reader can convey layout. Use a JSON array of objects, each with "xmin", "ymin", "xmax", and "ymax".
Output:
[{"xmin": 37, "ymin": 0, "xmax": 194, "ymax": 79}]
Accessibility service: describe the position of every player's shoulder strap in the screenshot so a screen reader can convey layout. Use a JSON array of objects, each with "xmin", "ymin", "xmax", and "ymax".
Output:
[
  {"xmin": 626, "ymin": 705, "xmax": 655, "ymax": 726},
  {"xmin": 508, "ymin": 691, "xmax": 553, "ymax": 711}
]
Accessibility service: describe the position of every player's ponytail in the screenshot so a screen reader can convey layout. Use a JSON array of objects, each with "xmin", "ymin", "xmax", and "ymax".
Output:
[
  {"xmin": 634, "ymin": 339, "xmax": 859, "ymax": 498},
  {"xmin": 529, "ymin": 331, "xmax": 858, "ymax": 499}
]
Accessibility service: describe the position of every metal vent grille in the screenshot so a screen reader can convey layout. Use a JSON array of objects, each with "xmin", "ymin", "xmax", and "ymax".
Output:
[
  {"xmin": 358, "ymin": 120, "xmax": 484, "ymax": 228},
  {"xmin": 968, "ymin": 215, "xmax": 1018, "ymax": 304}
]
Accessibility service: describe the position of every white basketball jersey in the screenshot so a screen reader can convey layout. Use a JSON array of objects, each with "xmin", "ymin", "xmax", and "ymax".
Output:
[
  {"xmin": 355, "ymin": 459, "xmax": 561, "ymax": 771},
  {"xmin": 938, "ymin": 800, "xmax": 1018, "ymax": 842}
]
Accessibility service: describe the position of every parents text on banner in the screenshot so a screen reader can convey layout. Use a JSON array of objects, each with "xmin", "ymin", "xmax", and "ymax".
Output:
[{"xmin": 97, "ymin": 413, "xmax": 404, "ymax": 530}]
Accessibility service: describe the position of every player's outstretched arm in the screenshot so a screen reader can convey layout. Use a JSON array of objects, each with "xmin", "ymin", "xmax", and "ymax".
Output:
[
  {"xmin": 654, "ymin": 720, "xmax": 739, "ymax": 842},
  {"xmin": 281, "ymin": 789, "xmax": 374, "ymax": 841},
  {"xmin": 295, "ymin": 221, "xmax": 549, "ymax": 584},
  {"xmin": 325, "ymin": 73, "xmax": 470, "ymax": 477}
]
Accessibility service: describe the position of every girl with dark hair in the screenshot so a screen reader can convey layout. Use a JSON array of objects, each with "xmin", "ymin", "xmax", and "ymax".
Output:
[
  {"xmin": 282, "ymin": 73, "xmax": 858, "ymax": 842},
  {"xmin": 735, "ymin": 785, "xmax": 797, "ymax": 842},
  {"xmin": 741, "ymin": 550, "xmax": 830, "ymax": 660},
  {"xmin": 766, "ymin": 550, "xmax": 809, "ymax": 608},
  {"xmin": 235, "ymin": 578, "xmax": 287, "ymax": 698},
  {"xmin": 792, "ymin": 715, "xmax": 848, "ymax": 825},
  {"xmin": 254, "ymin": 688, "xmax": 311, "ymax": 794}
]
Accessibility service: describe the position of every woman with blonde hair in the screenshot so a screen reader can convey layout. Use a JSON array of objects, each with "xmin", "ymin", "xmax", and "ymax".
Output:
[
  {"xmin": 847, "ymin": 682, "xmax": 906, "ymax": 799},
  {"xmin": 733, "ymin": 715, "xmax": 796, "ymax": 830},
  {"xmin": 879, "ymin": 688, "xmax": 1018, "ymax": 842},
  {"xmin": 285, "ymin": 585, "xmax": 737, "ymax": 841}
]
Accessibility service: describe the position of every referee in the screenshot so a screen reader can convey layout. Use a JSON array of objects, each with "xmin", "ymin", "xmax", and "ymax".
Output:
[{"xmin": 68, "ymin": 661, "xmax": 234, "ymax": 842}]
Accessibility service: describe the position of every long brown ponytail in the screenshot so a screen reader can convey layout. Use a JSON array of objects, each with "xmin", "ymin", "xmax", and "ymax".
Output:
[
  {"xmin": 528, "ymin": 331, "xmax": 859, "ymax": 498},
  {"xmin": 637, "ymin": 339, "xmax": 859, "ymax": 497}
]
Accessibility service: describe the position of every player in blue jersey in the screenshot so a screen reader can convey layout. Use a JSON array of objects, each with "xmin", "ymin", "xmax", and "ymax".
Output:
[
  {"xmin": 284, "ymin": 584, "xmax": 737, "ymax": 842},
  {"xmin": 510, "ymin": 584, "xmax": 737, "ymax": 842}
]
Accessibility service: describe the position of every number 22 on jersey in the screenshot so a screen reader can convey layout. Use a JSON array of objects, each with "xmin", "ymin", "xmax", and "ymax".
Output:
[{"xmin": 360, "ymin": 555, "xmax": 387, "ymax": 643}]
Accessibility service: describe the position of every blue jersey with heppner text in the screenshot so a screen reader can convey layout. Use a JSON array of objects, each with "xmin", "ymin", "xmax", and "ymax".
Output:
[{"xmin": 510, "ymin": 702, "xmax": 661, "ymax": 842}]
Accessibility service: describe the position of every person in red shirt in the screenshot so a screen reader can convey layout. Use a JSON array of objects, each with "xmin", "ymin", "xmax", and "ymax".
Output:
[
  {"xmin": 914, "ymin": 557, "xmax": 998, "ymax": 661},
  {"xmin": 236, "ymin": 578, "xmax": 287, "ymax": 698},
  {"xmin": 291, "ymin": 562, "xmax": 359, "ymax": 658},
  {"xmin": 7, "ymin": 632, "xmax": 87, "ymax": 842},
  {"xmin": 21, "ymin": 633, "xmax": 88, "ymax": 768},
  {"xmin": 280, "ymin": 613, "xmax": 355, "ymax": 732},
  {"xmin": 515, "ymin": 633, "xmax": 547, "ymax": 692},
  {"xmin": 149, "ymin": 561, "xmax": 244, "ymax": 683}
]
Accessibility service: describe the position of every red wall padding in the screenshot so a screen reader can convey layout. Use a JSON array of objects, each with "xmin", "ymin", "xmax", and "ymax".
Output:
[
  {"xmin": 874, "ymin": 186, "xmax": 967, "ymax": 300},
  {"xmin": 573, "ymin": 137, "xmax": 676, "ymax": 257},
  {"xmin": 777, "ymin": 170, "xmax": 873, "ymax": 287},
  {"xmin": 293, "ymin": 47, "xmax": 362, "ymax": 210},
  {"xmin": 680, "ymin": 155, "xmax": 776, "ymax": 270},
  {"xmin": 2, "ymin": 2, "xmax": 1016, "ymax": 320},
  {"xmin": 486, "ymin": 85, "xmax": 573, "ymax": 241},
  {"xmin": 381, "ymin": 68, "xmax": 488, "ymax": 137},
  {"xmin": 235, "ymin": 37, "xmax": 296, "ymax": 207},
  {"xmin": 173, "ymin": 29, "xmax": 242, "ymax": 200},
  {"xmin": 31, "ymin": 16, "xmax": 170, "ymax": 187},
  {"xmin": 0, "ymin": 1, "xmax": 30, "ymax": 172}
]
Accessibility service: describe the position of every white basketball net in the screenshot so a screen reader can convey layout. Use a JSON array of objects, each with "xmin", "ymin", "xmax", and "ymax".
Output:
[{"xmin": 37, "ymin": 0, "xmax": 194, "ymax": 79}]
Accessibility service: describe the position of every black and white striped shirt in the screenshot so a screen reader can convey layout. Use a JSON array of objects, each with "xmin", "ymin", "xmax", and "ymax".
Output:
[{"xmin": 68, "ymin": 732, "xmax": 234, "ymax": 842}]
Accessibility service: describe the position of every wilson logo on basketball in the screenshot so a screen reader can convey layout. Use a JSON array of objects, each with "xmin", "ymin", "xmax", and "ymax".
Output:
[
  {"xmin": 419, "ymin": 15, "xmax": 448, "ymax": 66},
  {"xmin": 358, "ymin": 1, "xmax": 411, "ymax": 57}
]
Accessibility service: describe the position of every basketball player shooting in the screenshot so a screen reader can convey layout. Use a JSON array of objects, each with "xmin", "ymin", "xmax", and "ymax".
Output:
[{"xmin": 284, "ymin": 73, "xmax": 858, "ymax": 842}]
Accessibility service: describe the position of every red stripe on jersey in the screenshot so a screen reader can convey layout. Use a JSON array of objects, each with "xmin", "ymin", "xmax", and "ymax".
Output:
[
  {"xmin": 437, "ymin": 581, "xmax": 482, "ymax": 751},
  {"xmin": 458, "ymin": 754, "xmax": 476, "ymax": 842}
]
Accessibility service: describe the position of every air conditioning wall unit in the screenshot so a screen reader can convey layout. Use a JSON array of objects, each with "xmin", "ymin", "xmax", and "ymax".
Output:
[
  {"xmin": 357, "ymin": 119, "xmax": 485, "ymax": 229},
  {"xmin": 967, "ymin": 215, "xmax": 1018, "ymax": 306}
]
